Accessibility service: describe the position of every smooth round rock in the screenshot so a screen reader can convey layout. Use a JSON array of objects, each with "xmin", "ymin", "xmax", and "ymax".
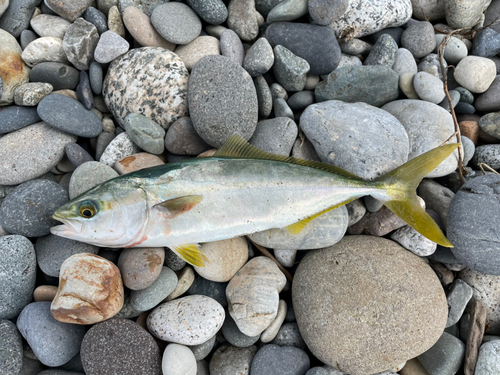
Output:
[
  {"xmin": 35, "ymin": 234, "xmax": 98, "ymax": 277},
  {"xmin": 392, "ymin": 48, "xmax": 418, "ymax": 76},
  {"xmin": 267, "ymin": 0, "xmax": 308, "ymax": 23},
  {"xmin": 94, "ymin": 30, "xmax": 130, "ymax": 64},
  {"xmin": 401, "ymin": 21, "xmax": 436, "ymax": 59},
  {"xmin": 271, "ymin": 322, "xmax": 307, "ymax": 349},
  {"xmin": 162, "ymin": 343, "xmax": 197, "ymax": 375},
  {"xmin": 175, "ymin": 36, "xmax": 220, "ymax": 72},
  {"xmin": 476, "ymin": 76, "xmax": 500, "ymax": 113},
  {"xmin": 89, "ymin": 62, "xmax": 103, "ymax": 95},
  {"xmin": 454, "ymin": 56, "xmax": 497, "ymax": 94},
  {"xmin": 164, "ymin": 117, "xmax": 211, "ymax": 156},
  {"xmin": 37, "ymin": 94, "xmax": 102, "ymax": 137},
  {"xmin": 222, "ymin": 312, "xmax": 261, "ymax": 348},
  {"xmin": 118, "ymin": 247, "xmax": 165, "ymax": 291},
  {"xmin": 188, "ymin": 55, "xmax": 258, "ymax": 148},
  {"xmin": 435, "ymin": 34, "xmax": 468, "ymax": 65},
  {"xmin": 14, "ymin": 82, "xmax": 53, "ymax": 107},
  {"xmin": 413, "ymin": 71, "xmax": 446, "ymax": 104},
  {"xmin": 308, "ymin": 0, "xmax": 348, "ymax": 25},
  {"xmin": 84, "ymin": 6, "xmax": 108, "ymax": 34},
  {"xmin": 261, "ymin": 299, "xmax": 287, "ymax": 343},
  {"xmin": 147, "ymin": 295, "xmax": 225, "ymax": 345},
  {"xmin": 187, "ymin": 274, "xmax": 228, "ymax": 307},
  {"xmin": 479, "ymin": 112, "xmax": 500, "ymax": 140},
  {"xmin": 17, "ymin": 302, "xmax": 85, "ymax": 367},
  {"xmin": 0, "ymin": 235, "xmax": 36, "ymax": 319},
  {"xmin": 68, "ymin": 161, "xmax": 118, "ymax": 199},
  {"xmin": 21, "ymin": 37, "xmax": 69, "ymax": 68},
  {"xmin": 123, "ymin": 113, "xmax": 166, "ymax": 154},
  {"xmin": 103, "ymin": 47, "xmax": 189, "ymax": 129},
  {"xmin": 254, "ymin": 75, "xmax": 273, "ymax": 118},
  {"xmin": 475, "ymin": 340, "xmax": 500, "ymax": 374},
  {"xmin": 33, "ymin": 285, "xmax": 58, "ymax": 302},
  {"xmin": 114, "ymin": 153, "xmax": 164, "ymax": 174},
  {"xmin": 220, "ymin": 29, "xmax": 245, "ymax": 66},
  {"xmin": 151, "ymin": 2, "xmax": 201, "ymax": 45},
  {"xmin": 65, "ymin": 143, "xmax": 94, "ymax": 168},
  {"xmin": 165, "ymin": 266, "xmax": 195, "ymax": 301},
  {"xmin": 250, "ymin": 344, "xmax": 310, "ymax": 375},
  {"xmin": 209, "ymin": 345, "xmax": 257, "ymax": 375},
  {"xmin": 81, "ymin": 318, "xmax": 162, "ymax": 375},
  {"xmin": 0, "ymin": 106, "xmax": 41, "ymax": 134},
  {"xmin": 226, "ymin": 0, "xmax": 262, "ymax": 42},
  {"xmin": 292, "ymin": 235, "xmax": 448, "ymax": 375},
  {"xmin": 243, "ymin": 37, "xmax": 274, "ymax": 77},
  {"xmin": 45, "ymin": 0, "xmax": 93, "ymax": 22},
  {"xmin": 0, "ymin": 0, "xmax": 40, "ymax": 38},
  {"xmin": 249, "ymin": 117, "xmax": 298, "ymax": 156},
  {"xmin": 99, "ymin": 132, "xmax": 141, "ymax": 166},
  {"xmin": 472, "ymin": 144, "xmax": 500, "ymax": 169},
  {"xmin": 130, "ymin": 266, "xmax": 177, "ymax": 311},
  {"xmin": 445, "ymin": 0, "xmax": 490, "ymax": 29},
  {"xmin": 0, "ymin": 180, "xmax": 68, "ymax": 237},
  {"xmin": 29, "ymin": 62, "xmax": 80, "ymax": 90},
  {"xmin": 187, "ymin": 0, "xmax": 227, "ymax": 25},
  {"xmin": 0, "ymin": 319, "xmax": 23, "ymax": 375}
]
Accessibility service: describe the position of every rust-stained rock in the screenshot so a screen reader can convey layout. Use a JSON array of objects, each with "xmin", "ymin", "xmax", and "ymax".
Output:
[
  {"xmin": 459, "ymin": 121, "xmax": 479, "ymax": 145},
  {"xmin": 0, "ymin": 29, "xmax": 30, "ymax": 106},
  {"xmin": 464, "ymin": 300, "xmax": 487, "ymax": 375},
  {"xmin": 117, "ymin": 247, "xmax": 165, "ymax": 290},
  {"xmin": 51, "ymin": 253, "xmax": 124, "ymax": 324},
  {"xmin": 114, "ymin": 152, "xmax": 164, "ymax": 175}
]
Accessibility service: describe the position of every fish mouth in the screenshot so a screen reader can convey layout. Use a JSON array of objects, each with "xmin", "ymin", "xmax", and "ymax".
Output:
[{"xmin": 51, "ymin": 213, "xmax": 83, "ymax": 236}]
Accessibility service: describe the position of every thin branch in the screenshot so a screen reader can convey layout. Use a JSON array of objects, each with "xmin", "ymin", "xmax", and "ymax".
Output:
[
  {"xmin": 246, "ymin": 237, "xmax": 293, "ymax": 282},
  {"xmin": 479, "ymin": 163, "xmax": 500, "ymax": 175}
]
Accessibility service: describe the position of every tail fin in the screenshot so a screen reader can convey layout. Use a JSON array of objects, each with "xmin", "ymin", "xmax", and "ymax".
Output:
[{"xmin": 374, "ymin": 144, "xmax": 459, "ymax": 247}]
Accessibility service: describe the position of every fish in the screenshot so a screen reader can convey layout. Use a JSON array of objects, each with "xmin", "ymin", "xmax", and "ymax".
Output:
[{"xmin": 51, "ymin": 134, "xmax": 459, "ymax": 267}]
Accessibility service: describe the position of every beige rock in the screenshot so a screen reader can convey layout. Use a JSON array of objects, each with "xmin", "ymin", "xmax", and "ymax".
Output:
[
  {"xmin": 33, "ymin": 285, "xmax": 58, "ymax": 302},
  {"xmin": 464, "ymin": 300, "xmax": 487, "ymax": 375},
  {"xmin": 459, "ymin": 121, "xmax": 479, "ymax": 145},
  {"xmin": 102, "ymin": 117, "xmax": 115, "ymax": 133},
  {"xmin": 166, "ymin": 266, "xmax": 195, "ymax": 301},
  {"xmin": 454, "ymin": 56, "xmax": 496, "ymax": 94},
  {"xmin": 175, "ymin": 36, "xmax": 220, "ymax": 71},
  {"xmin": 261, "ymin": 299, "xmax": 287, "ymax": 343},
  {"xmin": 122, "ymin": 6, "xmax": 175, "ymax": 50},
  {"xmin": 30, "ymin": 14, "xmax": 71, "ymax": 39},
  {"xmin": 444, "ymin": 0, "xmax": 491, "ymax": 29},
  {"xmin": 400, "ymin": 358, "xmax": 430, "ymax": 375},
  {"xmin": 226, "ymin": 257, "xmax": 287, "ymax": 336},
  {"xmin": 52, "ymin": 89, "xmax": 79, "ymax": 100},
  {"xmin": 197, "ymin": 149, "xmax": 217, "ymax": 158},
  {"xmin": 194, "ymin": 237, "xmax": 248, "ymax": 282},
  {"xmin": 227, "ymin": 0, "xmax": 261, "ymax": 41},
  {"xmin": 114, "ymin": 152, "xmax": 164, "ymax": 174},
  {"xmin": 14, "ymin": 82, "xmax": 53, "ymax": 106},
  {"xmin": 118, "ymin": 247, "xmax": 165, "ymax": 290},
  {"xmin": 411, "ymin": 0, "xmax": 445, "ymax": 22},
  {"xmin": 21, "ymin": 37, "xmax": 69, "ymax": 67},
  {"xmin": 51, "ymin": 253, "xmax": 124, "ymax": 324},
  {"xmin": 0, "ymin": 0, "xmax": 8, "ymax": 18},
  {"xmin": 0, "ymin": 29, "xmax": 30, "ymax": 106},
  {"xmin": 108, "ymin": 5, "xmax": 126, "ymax": 38},
  {"xmin": 400, "ymin": 72, "xmax": 419, "ymax": 99}
]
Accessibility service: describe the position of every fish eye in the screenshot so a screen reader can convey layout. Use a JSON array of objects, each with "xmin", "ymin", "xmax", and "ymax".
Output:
[{"xmin": 78, "ymin": 201, "xmax": 98, "ymax": 219}]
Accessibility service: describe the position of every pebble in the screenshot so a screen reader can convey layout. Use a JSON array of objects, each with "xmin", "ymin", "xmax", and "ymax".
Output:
[
  {"xmin": 243, "ymin": 37, "xmax": 274, "ymax": 77},
  {"xmin": 267, "ymin": 0, "xmax": 308, "ymax": 23},
  {"xmin": 166, "ymin": 266, "xmax": 195, "ymax": 301},
  {"xmin": 293, "ymin": 236, "xmax": 448, "ymax": 374},
  {"xmin": 274, "ymin": 98, "xmax": 294, "ymax": 119},
  {"xmin": 288, "ymin": 90, "xmax": 314, "ymax": 111},
  {"xmin": 401, "ymin": 21, "xmax": 436, "ymax": 59},
  {"xmin": 130, "ymin": 266, "xmax": 178, "ymax": 311},
  {"xmin": 68, "ymin": 161, "xmax": 118, "ymax": 199},
  {"xmin": 391, "ymin": 225, "xmax": 437, "ymax": 256},
  {"xmin": 261, "ymin": 299, "xmax": 287, "ymax": 343},
  {"xmin": 147, "ymin": 295, "xmax": 225, "ymax": 345},
  {"xmin": 20, "ymin": 29, "xmax": 38, "ymax": 50},
  {"xmin": 35, "ymin": 234, "xmax": 98, "ymax": 277},
  {"xmin": 220, "ymin": 29, "xmax": 245, "ymax": 65},
  {"xmin": 162, "ymin": 343, "xmax": 197, "ymax": 375},
  {"xmin": 479, "ymin": 112, "xmax": 500, "ymax": 140},
  {"xmin": 29, "ymin": 62, "xmax": 80, "ymax": 90},
  {"xmin": 62, "ymin": 17, "xmax": 99, "ymax": 71},
  {"xmin": 118, "ymin": 247, "xmax": 165, "ymax": 290},
  {"xmin": 30, "ymin": 14, "xmax": 71, "ymax": 39},
  {"xmin": 13, "ymin": 82, "xmax": 53, "ymax": 107},
  {"xmin": 51, "ymin": 253, "xmax": 124, "ymax": 324},
  {"xmin": 382, "ymin": 100, "xmax": 458, "ymax": 178},
  {"xmin": 164, "ymin": 117, "xmax": 210, "ymax": 155},
  {"xmin": 226, "ymin": 257, "xmax": 286, "ymax": 336},
  {"xmin": 364, "ymin": 34, "xmax": 398, "ymax": 66},
  {"xmin": 254, "ymin": 75, "xmax": 273, "ymax": 118},
  {"xmin": 175, "ymin": 36, "xmax": 220, "ymax": 71},
  {"xmin": 189, "ymin": 335, "xmax": 216, "ymax": 361},
  {"xmin": 0, "ymin": 235, "xmax": 36, "ymax": 319},
  {"xmin": 339, "ymin": 38, "xmax": 372, "ymax": 55},
  {"xmin": 95, "ymin": 131, "xmax": 116, "ymax": 160},
  {"xmin": 315, "ymin": 66, "xmax": 399, "ymax": 107},
  {"xmin": 460, "ymin": 120, "xmax": 480, "ymax": 144},
  {"xmin": 33, "ymin": 285, "xmax": 58, "ymax": 302},
  {"xmin": 227, "ymin": 0, "xmax": 262, "ymax": 42},
  {"xmin": 439, "ymin": 89, "xmax": 460, "ymax": 112},
  {"xmin": 21, "ymin": 37, "xmax": 68, "ymax": 68},
  {"xmin": 435, "ymin": 34, "xmax": 468, "ymax": 65},
  {"xmin": 454, "ymin": 56, "xmax": 496, "ymax": 94},
  {"xmin": 122, "ymin": 6, "xmax": 174, "ymax": 50},
  {"xmin": 476, "ymin": 76, "xmax": 500, "ymax": 113},
  {"xmin": 187, "ymin": 0, "xmax": 228, "ymax": 25},
  {"xmin": 249, "ymin": 117, "xmax": 298, "ymax": 156},
  {"xmin": 472, "ymin": 145, "xmax": 500, "ymax": 170},
  {"xmin": 417, "ymin": 331, "xmax": 465, "ymax": 375},
  {"xmin": 0, "ymin": 106, "xmax": 41, "ymax": 134},
  {"xmin": 84, "ymin": 6, "xmax": 108, "ymax": 34},
  {"xmin": 475, "ymin": 340, "xmax": 500, "ymax": 374},
  {"xmin": 308, "ymin": 0, "xmax": 348, "ymax": 25},
  {"xmin": 271, "ymin": 322, "xmax": 307, "ymax": 349},
  {"xmin": 273, "ymin": 45, "xmax": 310, "ymax": 92},
  {"xmin": 346, "ymin": 199, "xmax": 366, "ymax": 226},
  {"xmin": 114, "ymin": 152, "xmax": 164, "ymax": 174},
  {"xmin": 119, "ymin": 0, "xmax": 169, "ymax": 17},
  {"xmin": 114, "ymin": 290, "xmax": 142, "ymax": 319},
  {"xmin": 0, "ymin": 179, "xmax": 68, "ymax": 237},
  {"xmin": 45, "ymin": 0, "xmax": 93, "ymax": 22},
  {"xmin": 418, "ymin": 179, "xmax": 454, "ymax": 227},
  {"xmin": 445, "ymin": 279, "xmax": 473, "ymax": 328},
  {"xmin": 461, "ymin": 136, "xmax": 475, "ymax": 166},
  {"xmin": 123, "ymin": 113, "xmax": 165, "ymax": 154},
  {"xmin": 0, "ymin": 319, "xmax": 23, "ymax": 375},
  {"xmin": 76, "ymin": 71, "xmax": 94, "ymax": 110},
  {"xmin": 80, "ymin": 318, "xmax": 162, "ymax": 374},
  {"xmin": 209, "ymin": 345, "xmax": 257, "ymax": 375},
  {"xmin": 103, "ymin": 48, "xmax": 189, "ymax": 129},
  {"xmin": 444, "ymin": 0, "xmax": 490, "ymax": 29},
  {"xmin": 274, "ymin": 249, "xmax": 297, "ymax": 267},
  {"xmin": 189, "ymin": 55, "xmax": 258, "ymax": 147},
  {"xmin": 301, "ymin": 100, "xmax": 408, "ymax": 179},
  {"xmin": 0, "ymin": 0, "xmax": 39, "ymax": 38},
  {"xmin": 413, "ymin": 71, "xmax": 445, "ymax": 104},
  {"xmin": 107, "ymin": 5, "xmax": 125, "ymax": 37},
  {"xmin": 17, "ymin": 301, "xmax": 85, "ymax": 367},
  {"xmin": 37, "ymin": 94, "xmax": 102, "ymax": 137},
  {"xmin": 151, "ymin": 2, "xmax": 201, "ymax": 45},
  {"xmin": 222, "ymin": 312, "xmax": 261, "ymax": 347},
  {"xmin": 94, "ymin": 30, "xmax": 130, "ymax": 64},
  {"xmin": 194, "ymin": 237, "xmax": 248, "ymax": 282},
  {"xmin": 99, "ymin": 132, "xmax": 141, "ymax": 166},
  {"xmin": 250, "ymin": 344, "xmax": 310, "ymax": 375},
  {"xmin": 305, "ymin": 75, "xmax": 320, "ymax": 90}
]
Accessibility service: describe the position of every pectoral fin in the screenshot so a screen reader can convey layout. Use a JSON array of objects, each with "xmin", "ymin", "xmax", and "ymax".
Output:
[
  {"xmin": 284, "ymin": 198, "xmax": 357, "ymax": 235},
  {"xmin": 171, "ymin": 244, "xmax": 208, "ymax": 267},
  {"xmin": 155, "ymin": 195, "xmax": 203, "ymax": 218}
]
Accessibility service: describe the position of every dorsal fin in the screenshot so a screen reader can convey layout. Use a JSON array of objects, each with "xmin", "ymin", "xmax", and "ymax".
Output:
[{"xmin": 214, "ymin": 134, "xmax": 363, "ymax": 180}]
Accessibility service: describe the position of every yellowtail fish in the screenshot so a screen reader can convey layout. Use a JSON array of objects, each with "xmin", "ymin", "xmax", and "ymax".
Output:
[{"xmin": 51, "ymin": 135, "xmax": 458, "ymax": 267}]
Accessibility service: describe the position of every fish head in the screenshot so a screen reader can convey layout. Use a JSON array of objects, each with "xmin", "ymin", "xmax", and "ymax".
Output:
[{"xmin": 51, "ymin": 180, "xmax": 148, "ymax": 247}]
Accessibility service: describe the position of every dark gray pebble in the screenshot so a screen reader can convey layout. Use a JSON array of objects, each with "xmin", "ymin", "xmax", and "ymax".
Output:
[
  {"xmin": 456, "ymin": 87, "xmax": 474, "ymax": 104},
  {"xmin": 250, "ymin": 344, "xmax": 310, "ymax": 375},
  {"xmin": 20, "ymin": 29, "xmax": 38, "ymax": 50},
  {"xmin": 222, "ymin": 313, "xmax": 260, "ymax": 348},
  {"xmin": 401, "ymin": 21, "xmax": 436, "ymax": 59},
  {"xmin": 274, "ymin": 98, "xmax": 294, "ymax": 119},
  {"xmin": 84, "ymin": 6, "xmax": 108, "ymax": 35},
  {"xmin": 220, "ymin": 29, "xmax": 245, "ymax": 66},
  {"xmin": 0, "ymin": 320, "xmax": 23, "ymax": 375},
  {"xmin": 0, "ymin": 179, "xmax": 68, "ymax": 237},
  {"xmin": 271, "ymin": 322, "xmax": 307, "ymax": 349},
  {"xmin": 454, "ymin": 102, "xmax": 475, "ymax": 114},
  {"xmin": 29, "ymin": 62, "xmax": 80, "ymax": 90},
  {"xmin": 65, "ymin": 143, "xmax": 95, "ymax": 168},
  {"xmin": 287, "ymin": 91, "xmax": 314, "ymax": 111},
  {"xmin": 0, "ymin": 0, "xmax": 40, "ymax": 38},
  {"xmin": 89, "ymin": 62, "xmax": 103, "ymax": 95},
  {"xmin": 0, "ymin": 106, "xmax": 41, "ymax": 134},
  {"xmin": 364, "ymin": 34, "xmax": 398, "ymax": 67},
  {"xmin": 76, "ymin": 71, "xmax": 94, "ymax": 110},
  {"xmin": 369, "ymin": 27, "xmax": 404, "ymax": 46},
  {"xmin": 249, "ymin": 117, "xmax": 298, "ymax": 156},
  {"xmin": 164, "ymin": 117, "xmax": 210, "ymax": 156},
  {"xmin": 95, "ymin": 131, "xmax": 116, "ymax": 160},
  {"xmin": 475, "ymin": 76, "xmax": 500, "ymax": 112},
  {"xmin": 187, "ymin": 0, "xmax": 227, "ymax": 25},
  {"xmin": 472, "ymin": 145, "xmax": 500, "ymax": 170},
  {"xmin": 38, "ymin": 94, "xmax": 102, "ymax": 137},
  {"xmin": 255, "ymin": 75, "xmax": 273, "ymax": 118},
  {"xmin": 472, "ymin": 27, "xmax": 500, "ymax": 57},
  {"xmin": 164, "ymin": 247, "xmax": 186, "ymax": 271},
  {"xmin": 187, "ymin": 273, "xmax": 228, "ymax": 307},
  {"xmin": 308, "ymin": 0, "xmax": 349, "ymax": 26}
]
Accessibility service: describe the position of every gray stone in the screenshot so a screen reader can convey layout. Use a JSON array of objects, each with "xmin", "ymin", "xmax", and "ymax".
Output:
[
  {"xmin": 382, "ymin": 100, "xmax": 459, "ymax": 178},
  {"xmin": 336, "ymin": 53, "xmax": 363, "ymax": 69},
  {"xmin": 20, "ymin": 29, "xmax": 38, "ymax": 50},
  {"xmin": 435, "ymin": 34, "xmax": 468, "ymax": 65},
  {"xmin": 390, "ymin": 225, "xmax": 437, "ymax": 256},
  {"xmin": 270, "ymin": 322, "xmax": 306, "ymax": 349},
  {"xmin": 189, "ymin": 55, "xmax": 258, "ymax": 147},
  {"xmin": 456, "ymin": 87, "xmax": 474, "ymax": 105},
  {"xmin": 0, "ymin": 320, "xmax": 23, "ymax": 375},
  {"xmin": 29, "ymin": 62, "xmax": 80, "ymax": 90},
  {"xmin": 130, "ymin": 266, "xmax": 177, "ymax": 311},
  {"xmin": 89, "ymin": 62, "xmax": 103, "ymax": 95},
  {"xmin": 187, "ymin": 0, "xmax": 227, "ymax": 25},
  {"xmin": 308, "ymin": 0, "xmax": 348, "ymax": 25},
  {"xmin": 339, "ymin": 38, "xmax": 372, "ymax": 56},
  {"xmin": 209, "ymin": 345, "xmax": 257, "ymax": 375},
  {"xmin": 267, "ymin": 0, "xmax": 308, "ymax": 23},
  {"xmin": 444, "ymin": 0, "xmax": 491, "ymax": 29},
  {"xmin": 45, "ymin": 0, "xmax": 93, "ymax": 22},
  {"xmin": 0, "ymin": 236, "xmax": 36, "ymax": 319},
  {"xmin": 99, "ymin": 131, "xmax": 141, "ymax": 166},
  {"xmin": 273, "ymin": 45, "xmax": 310, "ymax": 92},
  {"xmin": 363, "ymin": 196, "xmax": 383, "ymax": 213},
  {"xmin": 346, "ymin": 199, "xmax": 366, "ymax": 226},
  {"xmin": 439, "ymin": 90, "xmax": 460, "ymax": 112},
  {"xmin": 418, "ymin": 53, "xmax": 446, "ymax": 80},
  {"xmin": 274, "ymin": 98, "xmax": 294, "ymax": 119},
  {"xmin": 0, "ymin": 0, "xmax": 41, "ymax": 38},
  {"xmin": 287, "ymin": 90, "xmax": 314, "ymax": 111},
  {"xmin": 62, "ymin": 17, "xmax": 99, "ymax": 70},
  {"xmin": 95, "ymin": 131, "xmax": 116, "ymax": 160},
  {"xmin": 164, "ymin": 117, "xmax": 210, "ymax": 156},
  {"xmin": 14, "ymin": 82, "xmax": 53, "ymax": 107},
  {"xmin": 270, "ymin": 82, "xmax": 288, "ymax": 102},
  {"xmin": 448, "ymin": 175, "xmax": 500, "ymax": 275},
  {"xmin": 249, "ymin": 117, "xmax": 297, "ymax": 156},
  {"xmin": 220, "ymin": 29, "xmax": 245, "ymax": 66},
  {"xmin": 417, "ymin": 331, "xmax": 465, "ymax": 375},
  {"xmin": 250, "ymin": 344, "xmax": 310, "ymax": 375},
  {"xmin": 68, "ymin": 161, "xmax": 119, "ymax": 199},
  {"xmin": 94, "ymin": 30, "xmax": 129, "ymax": 64},
  {"xmin": 301, "ymin": 100, "xmax": 409, "ymax": 180},
  {"xmin": 455, "ymin": 102, "xmax": 476, "ymax": 114},
  {"xmin": 189, "ymin": 335, "xmax": 216, "ymax": 361},
  {"xmin": 412, "ymin": 0, "xmax": 445, "ymax": 21},
  {"xmin": 476, "ymin": 76, "xmax": 500, "ymax": 112},
  {"xmin": 446, "ymin": 279, "xmax": 473, "ymax": 328},
  {"xmin": 293, "ymin": 235, "xmax": 448, "ymax": 375},
  {"xmin": 254, "ymin": 75, "xmax": 272, "ymax": 118},
  {"xmin": 0, "ymin": 180, "xmax": 68, "ymax": 237},
  {"xmin": 392, "ymin": 48, "xmax": 418, "ymax": 76},
  {"xmin": 401, "ymin": 21, "xmax": 436, "ymax": 59},
  {"xmin": 472, "ymin": 145, "xmax": 500, "ymax": 170},
  {"xmin": 475, "ymin": 340, "xmax": 500, "ymax": 374},
  {"xmin": 16, "ymin": 302, "xmax": 85, "ymax": 367},
  {"xmin": 255, "ymin": 0, "xmax": 283, "ymax": 17},
  {"xmin": 113, "ymin": 290, "xmax": 142, "ymax": 319},
  {"xmin": 265, "ymin": 22, "xmax": 341, "ymax": 75},
  {"xmin": 35, "ymin": 234, "xmax": 98, "ymax": 277},
  {"xmin": 479, "ymin": 112, "xmax": 500, "ymax": 140},
  {"xmin": 364, "ymin": 34, "xmax": 398, "ymax": 67},
  {"xmin": 165, "ymin": 247, "xmax": 186, "ymax": 271},
  {"xmin": 243, "ymin": 37, "xmax": 274, "ymax": 77},
  {"xmin": 151, "ymin": 2, "xmax": 201, "ymax": 44},
  {"xmin": 76, "ymin": 70, "xmax": 94, "ymax": 110},
  {"xmin": 123, "ymin": 113, "xmax": 165, "ymax": 155},
  {"xmin": 84, "ymin": 6, "xmax": 108, "ymax": 34},
  {"xmin": 418, "ymin": 179, "xmax": 454, "ymax": 227},
  {"xmin": 226, "ymin": 0, "xmax": 262, "ymax": 42},
  {"xmin": 315, "ymin": 66, "xmax": 399, "ymax": 107},
  {"xmin": 0, "ymin": 106, "xmax": 41, "ymax": 134},
  {"xmin": 413, "ymin": 71, "xmax": 446, "ymax": 104},
  {"xmin": 461, "ymin": 136, "xmax": 475, "ymax": 166},
  {"xmin": 30, "ymin": 14, "xmax": 70, "ymax": 39},
  {"xmin": 222, "ymin": 312, "xmax": 261, "ymax": 347},
  {"xmin": 187, "ymin": 274, "xmax": 228, "ymax": 307}
]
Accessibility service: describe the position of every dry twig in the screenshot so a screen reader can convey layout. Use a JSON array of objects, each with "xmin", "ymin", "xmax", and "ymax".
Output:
[
  {"xmin": 246, "ymin": 237, "xmax": 293, "ymax": 282},
  {"xmin": 478, "ymin": 163, "xmax": 500, "ymax": 175}
]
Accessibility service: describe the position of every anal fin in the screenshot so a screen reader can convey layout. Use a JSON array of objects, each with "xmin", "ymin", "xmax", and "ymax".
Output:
[
  {"xmin": 284, "ymin": 198, "xmax": 357, "ymax": 235},
  {"xmin": 171, "ymin": 244, "xmax": 209, "ymax": 267}
]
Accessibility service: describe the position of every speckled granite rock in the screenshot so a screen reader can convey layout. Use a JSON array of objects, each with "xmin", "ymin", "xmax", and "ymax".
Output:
[{"xmin": 103, "ymin": 47, "xmax": 189, "ymax": 129}]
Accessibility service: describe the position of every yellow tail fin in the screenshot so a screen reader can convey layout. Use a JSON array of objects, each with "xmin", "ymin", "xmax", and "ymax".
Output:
[{"xmin": 375, "ymin": 143, "xmax": 459, "ymax": 247}]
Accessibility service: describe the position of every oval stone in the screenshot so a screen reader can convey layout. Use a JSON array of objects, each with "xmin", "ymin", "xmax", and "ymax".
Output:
[
  {"xmin": 188, "ymin": 55, "xmax": 258, "ymax": 147},
  {"xmin": 147, "ymin": 295, "xmax": 225, "ymax": 345},
  {"xmin": 118, "ymin": 247, "xmax": 165, "ymax": 291},
  {"xmin": 103, "ymin": 47, "xmax": 189, "ymax": 129},
  {"xmin": 292, "ymin": 235, "xmax": 448, "ymax": 374}
]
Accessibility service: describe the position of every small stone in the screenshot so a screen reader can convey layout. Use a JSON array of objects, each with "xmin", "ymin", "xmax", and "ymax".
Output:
[
  {"xmin": 412, "ymin": 0, "xmax": 445, "ymax": 21},
  {"xmin": 435, "ymin": 34, "xmax": 468, "ymax": 65},
  {"xmin": 392, "ymin": 48, "xmax": 418, "ymax": 76},
  {"xmin": 413, "ymin": 71, "xmax": 446, "ymax": 104},
  {"xmin": 339, "ymin": 38, "xmax": 372, "ymax": 56},
  {"xmin": 61, "ymin": 18, "xmax": 99, "ymax": 71},
  {"xmin": 118, "ymin": 247, "xmax": 165, "ymax": 290},
  {"xmin": 391, "ymin": 225, "xmax": 437, "ymax": 256},
  {"xmin": 439, "ymin": 90, "xmax": 460, "ymax": 112},
  {"xmin": 147, "ymin": 295, "xmax": 225, "ymax": 345},
  {"xmin": 476, "ymin": 76, "xmax": 500, "ymax": 113},
  {"xmin": 249, "ymin": 117, "xmax": 298, "ymax": 156},
  {"xmin": 107, "ymin": 5, "xmax": 125, "ymax": 37},
  {"xmin": 273, "ymin": 45, "xmax": 310, "ymax": 92},
  {"xmin": 364, "ymin": 34, "xmax": 398, "ymax": 66},
  {"xmin": 254, "ymin": 75, "xmax": 273, "ymax": 118},
  {"xmin": 0, "ymin": 0, "xmax": 40, "ymax": 38},
  {"xmin": 274, "ymin": 249, "xmax": 297, "ymax": 268},
  {"xmin": 209, "ymin": 345, "xmax": 257, "ymax": 375},
  {"xmin": 417, "ymin": 331, "xmax": 465, "ymax": 375},
  {"xmin": 130, "ymin": 266, "xmax": 178, "ymax": 311},
  {"xmin": 189, "ymin": 335, "xmax": 216, "ymax": 361},
  {"xmin": 346, "ymin": 199, "xmax": 366, "ymax": 226},
  {"xmin": 175, "ymin": 36, "xmax": 220, "ymax": 71},
  {"xmin": 0, "ymin": 319, "xmax": 23, "ymax": 375},
  {"xmin": 461, "ymin": 136, "xmax": 475, "ymax": 166},
  {"xmin": 0, "ymin": 106, "xmax": 41, "ymax": 133},
  {"xmin": 114, "ymin": 289, "xmax": 142, "ymax": 319},
  {"xmin": 250, "ymin": 344, "xmax": 310, "ymax": 375},
  {"xmin": 220, "ymin": 29, "xmax": 245, "ymax": 66},
  {"xmin": 76, "ymin": 71, "xmax": 94, "ymax": 110},
  {"xmin": 401, "ymin": 21, "xmax": 436, "ymax": 59},
  {"xmin": 460, "ymin": 121, "xmax": 480, "ymax": 144},
  {"xmin": 287, "ymin": 90, "xmax": 314, "ymax": 111},
  {"xmin": 226, "ymin": 257, "xmax": 287, "ymax": 336},
  {"xmin": 164, "ymin": 117, "xmax": 210, "ymax": 156},
  {"xmin": 261, "ymin": 300, "xmax": 287, "ymax": 343},
  {"xmin": 446, "ymin": 279, "xmax": 473, "ymax": 328},
  {"xmin": 45, "ymin": 0, "xmax": 93, "ymax": 22},
  {"xmin": 243, "ymin": 37, "xmax": 274, "ymax": 77},
  {"xmin": 165, "ymin": 266, "xmax": 195, "ymax": 301},
  {"xmin": 222, "ymin": 312, "xmax": 261, "ymax": 347},
  {"xmin": 94, "ymin": 30, "xmax": 130, "ymax": 64},
  {"xmin": 21, "ymin": 37, "xmax": 68, "ymax": 68},
  {"xmin": 444, "ymin": 0, "xmax": 491, "ymax": 29},
  {"xmin": 162, "ymin": 343, "xmax": 197, "ymax": 375},
  {"xmin": 123, "ymin": 113, "xmax": 165, "ymax": 155},
  {"xmin": 33, "ymin": 285, "xmax": 58, "ymax": 302},
  {"xmin": 479, "ymin": 112, "xmax": 500, "ymax": 140},
  {"xmin": 29, "ymin": 62, "xmax": 80, "ymax": 90},
  {"xmin": 51, "ymin": 253, "xmax": 124, "ymax": 324},
  {"xmin": 68, "ymin": 161, "xmax": 118, "ymax": 199},
  {"xmin": 273, "ymin": 98, "xmax": 294, "ymax": 119},
  {"xmin": 13, "ymin": 82, "xmax": 53, "ymax": 107},
  {"xmin": 399, "ymin": 72, "xmax": 419, "ymax": 99},
  {"xmin": 472, "ymin": 145, "xmax": 500, "ymax": 170},
  {"xmin": 187, "ymin": 274, "xmax": 228, "ymax": 307},
  {"xmin": 151, "ymin": 2, "xmax": 201, "ymax": 44},
  {"xmin": 84, "ymin": 6, "xmax": 108, "ymax": 34},
  {"xmin": 30, "ymin": 14, "xmax": 70, "ymax": 39},
  {"xmin": 227, "ymin": 0, "xmax": 261, "ymax": 42},
  {"xmin": 271, "ymin": 322, "xmax": 307, "ymax": 349},
  {"xmin": 99, "ymin": 132, "xmax": 141, "ymax": 166},
  {"xmin": 114, "ymin": 153, "xmax": 164, "ymax": 174},
  {"xmin": 187, "ymin": 0, "xmax": 228, "ymax": 25},
  {"xmin": 305, "ymin": 75, "xmax": 320, "ymax": 90},
  {"xmin": 475, "ymin": 340, "xmax": 500, "ymax": 375},
  {"xmin": 454, "ymin": 56, "xmax": 496, "ymax": 94},
  {"xmin": 418, "ymin": 179, "xmax": 454, "ymax": 227}
]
